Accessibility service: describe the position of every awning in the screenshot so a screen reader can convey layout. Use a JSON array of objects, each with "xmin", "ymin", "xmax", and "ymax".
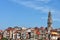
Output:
[{"xmin": 51, "ymin": 32, "xmax": 58, "ymax": 35}]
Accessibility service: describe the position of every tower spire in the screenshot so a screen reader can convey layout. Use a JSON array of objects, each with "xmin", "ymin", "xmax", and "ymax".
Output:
[
  {"xmin": 45, "ymin": 11, "xmax": 53, "ymax": 40},
  {"xmin": 47, "ymin": 11, "xmax": 52, "ymax": 27}
]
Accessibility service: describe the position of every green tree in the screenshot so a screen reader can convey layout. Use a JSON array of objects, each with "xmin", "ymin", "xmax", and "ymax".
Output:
[{"xmin": 2, "ymin": 38, "xmax": 8, "ymax": 40}]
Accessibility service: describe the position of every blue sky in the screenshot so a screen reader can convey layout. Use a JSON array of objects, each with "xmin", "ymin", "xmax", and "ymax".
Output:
[{"xmin": 0, "ymin": 0, "xmax": 60, "ymax": 30}]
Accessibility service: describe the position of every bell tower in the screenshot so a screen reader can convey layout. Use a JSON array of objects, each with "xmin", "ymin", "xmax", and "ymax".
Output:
[
  {"xmin": 47, "ymin": 11, "xmax": 52, "ymax": 28},
  {"xmin": 47, "ymin": 11, "xmax": 52, "ymax": 40},
  {"xmin": 45, "ymin": 11, "xmax": 52, "ymax": 40}
]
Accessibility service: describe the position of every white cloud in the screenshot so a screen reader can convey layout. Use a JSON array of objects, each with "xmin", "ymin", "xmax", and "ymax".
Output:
[
  {"xmin": 35, "ymin": 0, "xmax": 50, "ymax": 1},
  {"xmin": 35, "ymin": 0, "xmax": 51, "ymax": 3},
  {"xmin": 10, "ymin": 0, "xmax": 56, "ymax": 13},
  {"xmin": 41, "ymin": 17, "xmax": 60, "ymax": 22},
  {"xmin": 9, "ymin": 0, "xmax": 60, "ymax": 22},
  {"xmin": 53, "ymin": 18, "xmax": 60, "ymax": 22}
]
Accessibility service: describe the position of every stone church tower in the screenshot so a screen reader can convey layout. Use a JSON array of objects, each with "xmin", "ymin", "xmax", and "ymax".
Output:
[
  {"xmin": 47, "ymin": 11, "xmax": 53, "ymax": 34},
  {"xmin": 45, "ymin": 11, "xmax": 53, "ymax": 40},
  {"xmin": 47, "ymin": 11, "xmax": 52, "ymax": 29},
  {"xmin": 47, "ymin": 11, "xmax": 52, "ymax": 40}
]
